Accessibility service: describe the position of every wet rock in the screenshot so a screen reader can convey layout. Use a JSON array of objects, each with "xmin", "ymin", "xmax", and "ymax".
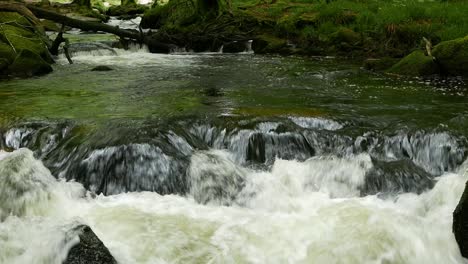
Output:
[
  {"xmin": 453, "ymin": 181, "xmax": 468, "ymax": 258},
  {"xmin": 64, "ymin": 225, "xmax": 117, "ymax": 264},
  {"xmin": 7, "ymin": 49, "xmax": 53, "ymax": 77},
  {"xmin": 0, "ymin": 42, "xmax": 16, "ymax": 64},
  {"xmin": 145, "ymin": 36, "xmax": 177, "ymax": 53},
  {"xmin": 387, "ymin": 50, "xmax": 439, "ymax": 76},
  {"xmin": 0, "ymin": 58, "xmax": 9, "ymax": 74},
  {"xmin": 433, "ymin": 35, "xmax": 468, "ymax": 76},
  {"xmin": 252, "ymin": 34, "xmax": 288, "ymax": 54},
  {"xmin": 91, "ymin": 65, "xmax": 113, "ymax": 71},
  {"xmin": 223, "ymin": 41, "xmax": 247, "ymax": 53}
]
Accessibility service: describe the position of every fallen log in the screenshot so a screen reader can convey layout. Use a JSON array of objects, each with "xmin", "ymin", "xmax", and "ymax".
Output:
[{"xmin": 25, "ymin": 4, "xmax": 144, "ymax": 42}]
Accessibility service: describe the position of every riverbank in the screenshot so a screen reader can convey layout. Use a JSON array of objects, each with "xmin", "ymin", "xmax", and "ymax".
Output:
[{"xmin": 141, "ymin": 0, "xmax": 468, "ymax": 77}]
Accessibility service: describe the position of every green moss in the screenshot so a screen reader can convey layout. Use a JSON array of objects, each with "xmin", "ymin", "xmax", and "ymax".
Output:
[
  {"xmin": 0, "ymin": 42, "xmax": 16, "ymax": 63},
  {"xmin": 433, "ymin": 35, "xmax": 468, "ymax": 76},
  {"xmin": 8, "ymin": 49, "xmax": 52, "ymax": 77},
  {"xmin": 0, "ymin": 12, "xmax": 33, "ymax": 28},
  {"xmin": 252, "ymin": 34, "xmax": 287, "ymax": 54},
  {"xmin": 387, "ymin": 50, "xmax": 439, "ymax": 76},
  {"xmin": 0, "ymin": 24, "xmax": 52, "ymax": 64}
]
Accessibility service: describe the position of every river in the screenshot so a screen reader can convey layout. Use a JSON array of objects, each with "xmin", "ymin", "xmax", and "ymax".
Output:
[{"xmin": 0, "ymin": 40, "xmax": 467, "ymax": 263}]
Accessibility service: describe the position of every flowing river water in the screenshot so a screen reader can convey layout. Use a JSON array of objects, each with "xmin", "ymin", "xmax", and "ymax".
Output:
[{"xmin": 0, "ymin": 37, "xmax": 468, "ymax": 263}]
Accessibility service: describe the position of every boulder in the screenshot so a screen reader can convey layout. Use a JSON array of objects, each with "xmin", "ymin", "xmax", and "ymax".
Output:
[
  {"xmin": 7, "ymin": 49, "xmax": 53, "ymax": 77},
  {"xmin": 91, "ymin": 65, "xmax": 113, "ymax": 71},
  {"xmin": 0, "ymin": 42, "xmax": 16, "ymax": 63},
  {"xmin": 145, "ymin": 36, "xmax": 177, "ymax": 53},
  {"xmin": 454, "ymin": 181, "xmax": 468, "ymax": 258},
  {"xmin": 0, "ymin": 58, "xmax": 9, "ymax": 74},
  {"xmin": 433, "ymin": 35, "xmax": 468, "ymax": 76},
  {"xmin": 223, "ymin": 41, "xmax": 247, "ymax": 53},
  {"xmin": 252, "ymin": 34, "xmax": 288, "ymax": 54},
  {"xmin": 387, "ymin": 50, "xmax": 439, "ymax": 76},
  {"xmin": 64, "ymin": 225, "xmax": 117, "ymax": 264},
  {"xmin": 0, "ymin": 18, "xmax": 53, "ymax": 64}
]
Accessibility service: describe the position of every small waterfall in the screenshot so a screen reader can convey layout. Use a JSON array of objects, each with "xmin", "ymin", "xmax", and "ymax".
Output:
[{"xmin": 1, "ymin": 118, "xmax": 466, "ymax": 197}]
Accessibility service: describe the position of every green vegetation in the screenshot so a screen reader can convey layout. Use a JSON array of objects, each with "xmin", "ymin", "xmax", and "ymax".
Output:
[
  {"xmin": 433, "ymin": 35, "xmax": 468, "ymax": 76},
  {"xmin": 139, "ymin": 0, "xmax": 467, "ymax": 75},
  {"xmin": 387, "ymin": 50, "xmax": 439, "ymax": 76}
]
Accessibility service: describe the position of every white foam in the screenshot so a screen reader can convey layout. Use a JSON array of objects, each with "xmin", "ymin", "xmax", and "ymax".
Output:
[{"xmin": 0, "ymin": 148, "xmax": 466, "ymax": 263}]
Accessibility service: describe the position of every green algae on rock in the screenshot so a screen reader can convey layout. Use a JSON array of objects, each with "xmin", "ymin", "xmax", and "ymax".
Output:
[
  {"xmin": 387, "ymin": 50, "xmax": 439, "ymax": 76},
  {"xmin": 433, "ymin": 35, "xmax": 468, "ymax": 77}
]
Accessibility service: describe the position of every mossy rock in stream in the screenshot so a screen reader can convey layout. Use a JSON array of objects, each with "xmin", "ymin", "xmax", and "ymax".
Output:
[
  {"xmin": 252, "ymin": 34, "xmax": 288, "ymax": 54},
  {"xmin": 0, "ymin": 24, "xmax": 53, "ymax": 64},
  {"xmin": 0, "ymin": 58, "xmax": 9, "ymax": 74},
  {"xmin": 0, "ymin": 42, "xmax": 16, "ymax": 63},
  {"xmin": 387, "ymin": 50, "xmax": 439, "ymax": 76},
  {"xmin": 7, "ymin": 49, "xmax": 53, "ymax": 77},
  {"xmin": 433, "ymin": 35, "xmax": 468, "ymax": 77},
  {"xmin": 0, "ymin": 12, "xmax": 33, "ymax": 28}
]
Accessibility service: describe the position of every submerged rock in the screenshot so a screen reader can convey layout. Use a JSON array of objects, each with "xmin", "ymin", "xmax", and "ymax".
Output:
[
  {"xmin": 64, "ymin": 225, "xmax": 117, "ymax": 264},
  {"xmin": 433, "ymin": 35, "xmax": 468, "ymax": 77},
  {"xmin": 91, "ymin": 65, "xmax": 113, "ymax": 71},
  {"xmin": 454, "ymin": 181, "xmax": 468, "ymax": 258},
  {"xmin": 387, "ymin": 50, "xmax": 439, "ymax": 76}
]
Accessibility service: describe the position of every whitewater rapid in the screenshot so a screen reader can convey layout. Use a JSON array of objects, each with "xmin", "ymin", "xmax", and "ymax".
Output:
[{"xmin": 0, "ymin": 148, "xmax": 467, "ymax": 264}]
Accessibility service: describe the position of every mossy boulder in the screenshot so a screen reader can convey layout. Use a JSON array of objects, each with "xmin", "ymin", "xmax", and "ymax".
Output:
[
  {"xmin": 0, "ymin": 42, "xmax": 16, "ymax": 63},
  {"xmin": 0, "ymin": 12, "xmax": 32, "ymax": 28},
  {"xmin": 387, "ymin": 50, "xmax": 439, "ymax": 76},
  {"xmin": 0, "ymin": 58, "xmax": 9, "ymax": 74},
  {"xmin": 0, "ymin": 24, "xmax": 53, "ymax": 64},
  {"xmin": 433, "ymin": 35, "xmax": 468, "ymax": 76},
  {"xmin": 7, "ymin": 49, "xmax": 53, "ymax": 77},
  {"xmin": 252, "ymin": 34, "xmax": 288, "ymax": 54}
]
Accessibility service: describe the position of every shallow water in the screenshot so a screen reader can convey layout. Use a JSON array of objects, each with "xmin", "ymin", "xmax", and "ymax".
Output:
[{"xmin": 1, "ymin": 42, "xmax": 468, "ymax": 263}]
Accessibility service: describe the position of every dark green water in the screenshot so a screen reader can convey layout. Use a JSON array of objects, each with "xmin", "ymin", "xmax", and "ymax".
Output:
[{"xmin": 1, "ymin": 50, "xmax": 466, "ymax": 132}]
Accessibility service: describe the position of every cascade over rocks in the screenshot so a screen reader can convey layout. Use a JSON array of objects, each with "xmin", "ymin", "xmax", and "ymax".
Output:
[{"xmin": 64, "ymin": 225, "xmax": 117, "ymax": 264}]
